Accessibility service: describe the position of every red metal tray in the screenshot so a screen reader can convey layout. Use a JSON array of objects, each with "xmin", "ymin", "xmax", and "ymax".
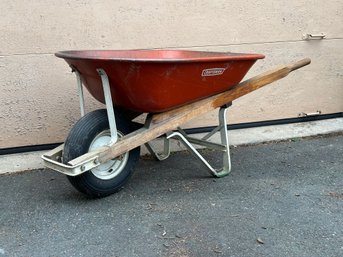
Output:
[{"xmin": 56, "ymin": 50, "xmax": 264, "ymax": 113}]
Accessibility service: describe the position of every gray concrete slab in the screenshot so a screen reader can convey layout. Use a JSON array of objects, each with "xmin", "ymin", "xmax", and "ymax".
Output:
[{"xmin": 0, "ymin": 134, "xmax": 342, "ymax": 257}]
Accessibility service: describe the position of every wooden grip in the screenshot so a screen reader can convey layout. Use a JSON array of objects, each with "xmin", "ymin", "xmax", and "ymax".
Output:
[{"xmin": 289, "ymin": 58, "xmax": 311, "ymax": 71}]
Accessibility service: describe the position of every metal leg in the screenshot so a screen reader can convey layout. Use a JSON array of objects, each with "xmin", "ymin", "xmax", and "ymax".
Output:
[
  {"xmin": 143, "ymin": 115, "xmax": 171, "ymax": 160},
  {"xmin": 97, "ymin": 69, "xmax": 118, "ymax": 144},
  {"xmin": 217, "ymin": 107, "xmax": 231, "ymax": 176},
  {"xmin": 169, "ymin": 106, "xmax": 231, "ymax": 177},
  {"xmin": 167, "ymin": 131, "xmax": 222, "ymax": 175},
  {"xmin": 145, "ymin": 106, "xmax": 232, "ymax": 177},
  {"xmin": 145, "ymin": 136, "xmax": 171, "ymax": 161}
]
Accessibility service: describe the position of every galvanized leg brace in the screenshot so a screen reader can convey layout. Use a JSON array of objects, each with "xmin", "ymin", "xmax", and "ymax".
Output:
[
  {"xmin": 145, "ymin": 104, "xmax": 232, "ymax": 177},
  {"xmin": 73, "ymin": 67, "xmax": 119, "ymax": 144}
]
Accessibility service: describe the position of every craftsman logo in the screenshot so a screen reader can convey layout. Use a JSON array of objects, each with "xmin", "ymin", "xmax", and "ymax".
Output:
[{"xmin": 201, "ymin": 68, "xmax": 226, "ymax": 77}]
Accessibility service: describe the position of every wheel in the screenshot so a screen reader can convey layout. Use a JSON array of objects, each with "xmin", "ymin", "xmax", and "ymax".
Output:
[{"xmin": 63, "ymin": 109, "xmax": 140, "ymax": 198}]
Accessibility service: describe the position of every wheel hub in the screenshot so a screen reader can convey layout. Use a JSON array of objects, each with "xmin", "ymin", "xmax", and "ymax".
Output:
[{"xmin": 89, "ymin": 130, "xmax": 129, "ymax": 180}]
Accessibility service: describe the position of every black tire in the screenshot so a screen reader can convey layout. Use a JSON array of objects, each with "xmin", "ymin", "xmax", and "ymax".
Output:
[{"xmin": 63, "ymin": 109, "xmax": 140, "ymax": 198}]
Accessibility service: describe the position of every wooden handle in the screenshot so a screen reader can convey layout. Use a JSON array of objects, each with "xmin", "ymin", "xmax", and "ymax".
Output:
[{"xmin": 289, "ymin": 58, "xmax": 311, "ymax": 71}]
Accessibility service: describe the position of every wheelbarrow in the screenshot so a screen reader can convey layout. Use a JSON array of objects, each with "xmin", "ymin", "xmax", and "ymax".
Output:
[{"xmin": 42, "ymin": 50, "xmax": 311, "ymax": 197}]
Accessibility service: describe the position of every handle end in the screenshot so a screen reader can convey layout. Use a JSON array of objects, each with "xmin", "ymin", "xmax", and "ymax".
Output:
[{"xmin": 290, "ymin": 58, "xmax": 311, "ymax": 71}]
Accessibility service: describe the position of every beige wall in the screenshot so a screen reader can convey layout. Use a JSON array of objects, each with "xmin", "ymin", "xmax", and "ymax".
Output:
[{"xmin": 1, "ymin": 0, "xmax": 342, "ymax": 148}]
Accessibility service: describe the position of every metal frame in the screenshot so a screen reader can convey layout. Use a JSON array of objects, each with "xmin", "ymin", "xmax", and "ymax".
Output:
[
  {"xmin": 42, "ymin": 68, "xmax": 119, "ymax": 176},
  {"xmin": 42, "ymin": 68, "xmax": 232, "ymax": 178},
  {"xmin": 41, "ymin": 144, "xmax": 99, "ymax": 176},
  {"xmin": 145, "ymin": 105, "xmax": 232, "ymax": 177}
]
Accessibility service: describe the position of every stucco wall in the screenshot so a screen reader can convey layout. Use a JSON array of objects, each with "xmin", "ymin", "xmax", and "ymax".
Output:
[{"xmin": 1, "ymin": 0, "xmax": 342, "ymax": 148}]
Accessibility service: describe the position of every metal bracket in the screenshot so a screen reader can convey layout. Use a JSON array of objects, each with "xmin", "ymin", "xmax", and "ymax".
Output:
[
  {"xmin": 97, "ymin": 69, "xmax": 118, "ymax": 144},
  {"xmin": 145, "ymin": 136, "xmax": 171, "ymax": 161},
  {"xmin": 71, "ymin": 66, "xmax": 85, "ymax": 117},
  {"xmin": 41, "ymin": 144, "xmax": 100, "ymax": 176},
  {"xmin": 298, "ymin": 110, "xmax": 322, "ymax": 117},
  {"xmin": 302, "ymin": 33, "xmax": 326, "ymax": 40},
  {"xmin": 73, "ymin": 67, "xmax": 119, "ymax": 144}
]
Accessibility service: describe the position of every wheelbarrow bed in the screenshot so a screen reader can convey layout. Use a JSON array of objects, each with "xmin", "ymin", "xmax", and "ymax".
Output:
[{"xmin": 56, "ymin": 50, "xmax": 264, "ymax": 113}]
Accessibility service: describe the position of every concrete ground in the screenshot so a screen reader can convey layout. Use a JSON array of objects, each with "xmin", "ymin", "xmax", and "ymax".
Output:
[{"xmin": 0, "ymin": 134, "xmax": 342, "ymax": 257}]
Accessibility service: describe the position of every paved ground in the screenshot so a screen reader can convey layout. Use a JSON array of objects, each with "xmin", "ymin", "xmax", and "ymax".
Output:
[{"xmin": 0, "ymin": 134, "xmax": 342, "ymax": 257}]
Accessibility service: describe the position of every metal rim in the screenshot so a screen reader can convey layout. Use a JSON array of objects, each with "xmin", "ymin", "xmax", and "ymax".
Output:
[{"xmin": 88, "ymin": 130, "xmax": 129, "ymax": 180}]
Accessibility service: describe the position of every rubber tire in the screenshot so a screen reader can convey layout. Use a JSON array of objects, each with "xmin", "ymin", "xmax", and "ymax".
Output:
[{"xmin": 63, "ymin": 109, "xmax": 140, "ymax": 198}]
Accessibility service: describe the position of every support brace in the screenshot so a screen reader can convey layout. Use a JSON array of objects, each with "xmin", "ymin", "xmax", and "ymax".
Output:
[
  {"xmin": 145, "ymin": 136, "xmax": 171, "ymax": 161},
  {"xmin": 97, "ymin": 69, "xmax": 118, "ymax": 144},
  {"xmin": 71, "ymin": 67, "xmax": 85, "ymax": 117},
  {"xmin": 146, "ymin": 105, "xmax": 232, "ymax": 177}
]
